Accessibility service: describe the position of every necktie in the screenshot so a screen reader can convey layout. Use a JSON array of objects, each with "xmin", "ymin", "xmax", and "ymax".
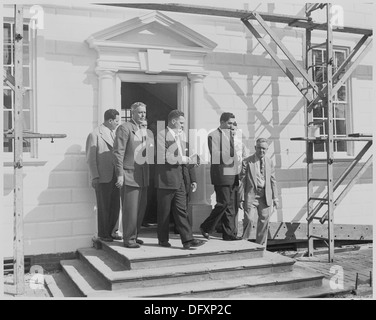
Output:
[{"xmin": 260, "ymin": 159, "xmax": 264, "ymax": 176}]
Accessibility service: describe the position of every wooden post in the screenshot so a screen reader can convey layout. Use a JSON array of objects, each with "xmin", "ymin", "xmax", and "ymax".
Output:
[
  {"xmin": 305, "ymin": 4, "xmax": 314, "ymax": 257},
  {"xmin": 326, "ymin": 4, "xmax": 335, "ymax": 263},
  {"xmin": 13, "ymin": 4, "xmax": 25, "ymax": 294}
]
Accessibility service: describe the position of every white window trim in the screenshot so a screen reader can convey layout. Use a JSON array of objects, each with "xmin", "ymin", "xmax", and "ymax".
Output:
[
  {"xmin": 312, "ymin": 45, "xmax": 355, "ymax": 160},
  {"xmin": 3, "ymin": 16, "xmax": 38, "ymax": 161}
]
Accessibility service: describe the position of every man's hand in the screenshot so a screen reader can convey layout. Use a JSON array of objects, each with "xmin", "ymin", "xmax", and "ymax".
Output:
[
  {"xmin": 91, "ymin": 178, "xmax": 99, "ymax": 189},
  {"xmin": 116, "ymin": 176, "xmax": 124, "ymax": 189},
  {"xmin": 191, "ymin": 182, "xmax": 197, "ymax": 193},
  {"xmin": 273, "ymin": 199, "xmax": 279, "ymax": 209}
]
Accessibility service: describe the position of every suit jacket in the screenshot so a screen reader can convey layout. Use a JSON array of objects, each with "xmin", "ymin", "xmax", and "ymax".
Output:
[
  {"xmin": 239, "ymin": 154, "xmax": 278, "ymax": 207},
  {"xmin": 113, "ymin": 120, "xmax": 153, "ymax": 188},
  {"xmin": 86, "ymin": 124, "xmax": 115, "ymax": 183},
  {"xmin": 208, "ymin": 128, "xmax": 237, "ymax": 186},
  {"xmin": 155, "ymin": 128, "xmax": 195, "ymax": 190}
]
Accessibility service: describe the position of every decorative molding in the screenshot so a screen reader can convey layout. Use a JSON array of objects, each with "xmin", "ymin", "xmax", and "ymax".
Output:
[
  {"xmin": 87, "ymin": 10, "xmax": 217, "ymax": 75},
  {"xmin": 87, "ymin": 11, "xmax": 217, "ymax": 52}
]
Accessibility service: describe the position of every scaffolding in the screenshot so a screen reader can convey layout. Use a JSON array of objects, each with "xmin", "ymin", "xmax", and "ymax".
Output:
[
  {"xmin": 114, "ymin": 3, "xmax": 373, "ymax": 262},
  {"xmin": 3, "ymin": 5, "xmax": 66, "ymax": 294}
]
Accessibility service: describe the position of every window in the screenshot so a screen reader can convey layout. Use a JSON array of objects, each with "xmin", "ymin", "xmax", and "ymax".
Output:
[
  {"xmin": 3, "ymin": 21, "xmax": 33, "ymax": 153},
  {"xmin": 312, "ymin": 47, "xmax": 351, "ymax": 153},
  {"xmin": 121, "ymin": 109, "xmax": 131, "ymax": 123}
]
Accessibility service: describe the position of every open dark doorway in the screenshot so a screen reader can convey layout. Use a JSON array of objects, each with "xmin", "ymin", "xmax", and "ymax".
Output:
[
  {"xmin": 121, "ymin": 82, "xmax": 178, "ymax": 225},
  {"xmin": 121, "ymin": 82, "xmax": 177, "ymax": 133}
]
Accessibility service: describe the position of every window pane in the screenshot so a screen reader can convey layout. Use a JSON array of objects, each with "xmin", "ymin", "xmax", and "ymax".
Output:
[
  {"xmin": 3, "ymin": 45, "xmax": 12, "ymax": 65},
  {"xmin": 23, "ymin": 110, "xmax": 31, "ymax": 131},
  {"xmin": 3, "ymin": 110, "xmax": 12, "ymax": 131},
  {"xmin": 337, "ymin": 86, "xmax": 346, "ymax": 102},
  {"xmin": 23, "ymin": 90, "xmax": 31, "ymax": 110},
  {"xmin": 313, "ymin": 50, "xmax": 323, "ymax": 64},
  {"xmin": 314, "ymin": 142, "xmax": 325, "ymax": 152},
  {"xmin": 313, "ymin": 106, "xmax": 323, "ymax": 118},
  {"xmin": 23, "ymin": 25, "xmax": 29, "ymax": 42},
  {"xmin": 23, "ymin": 45, "xmax": 29, "ymax": 65},
  {"xmin": 335, "ymin": 51, "xmax": 345, "ymax": 70},
  {"xmin": 23, "ymin": 67, "xmax": 30, "ymax": 87},
  {"xmin": 335, "ymin": 120, "xmax": 346, "ymax": 135},
  {"xmin": 3, "ymin": 23, "xmax": 11, "ymax": 42},
  {"xmin": 323, "ymin": 106, "xmax": 328, "ymax": 118},
  {"xmin": 334, "ymin": 104, "xmax": 345, "ymax": 118},
  {"xmin": 4, "ymin": 89, "xmax": 13, "ymax": 109},
  {"xmin": 3, "ymin": 138, "xmax": 13, "ymax": 152},
  {"xmin": 336, "ymin": 140, "xmax": 347, "ymax": 152}
]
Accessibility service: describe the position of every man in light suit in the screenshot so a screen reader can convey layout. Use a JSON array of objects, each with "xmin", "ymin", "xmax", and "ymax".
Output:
[
  {"xmin": 86, "ymin": 109, "xmax": 121, "ymax": 242},
  {"xmin": 113, "ymin": 102, "xmax": 153, "ymax": 248},
  {"xmin": 240, "ymin": 138, "xmax": 279, "ymax": 246},
  {"xmin": 200, "ymin": 112, "xmax": 241, "ymax": 241},
  {"xmin": 155, "ymin": 110, "xmax": 205, "ymax": 249}
]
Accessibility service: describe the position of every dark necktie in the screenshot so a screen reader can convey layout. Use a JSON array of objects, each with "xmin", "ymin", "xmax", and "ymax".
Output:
[{"xmin": 260, "ymin": 159, "xmax": 264, "ymax": 176}]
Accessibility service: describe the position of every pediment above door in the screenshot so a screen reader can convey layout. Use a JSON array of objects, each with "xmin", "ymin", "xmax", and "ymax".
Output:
[{"xmin": 87, "ymin": 11, "xmax": 217, "ymax": 74}]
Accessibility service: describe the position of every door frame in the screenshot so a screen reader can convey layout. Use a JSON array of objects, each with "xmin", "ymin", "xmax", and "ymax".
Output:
[{"xmin": 116, "ymin": 73, "xmax": 189, "ymax": 134}]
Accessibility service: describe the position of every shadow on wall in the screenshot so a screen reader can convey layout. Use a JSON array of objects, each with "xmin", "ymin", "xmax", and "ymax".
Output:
[{"xmin": 15, "ymin": 144, "xmax": 98, "ymax": 255}]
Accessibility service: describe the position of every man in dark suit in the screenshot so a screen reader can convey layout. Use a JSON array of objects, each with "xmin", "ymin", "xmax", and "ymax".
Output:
[
  {"xmin": 86, "ymin": 109, "xmax": 121, "ymax": 242},
  {"xmin": 155, "ymin": 110, "xmax": 205, "ymax": 249},
  {"xmin": 200, "ymin": 112, "xmax": 242, "ymax": 241},
  {"xmin": 113, "ymin": 102, "xmax": 154, "ymax": 248},
  {"xmin": 239, "ymin": 138, "xmax": 279, "ymax": 246}
]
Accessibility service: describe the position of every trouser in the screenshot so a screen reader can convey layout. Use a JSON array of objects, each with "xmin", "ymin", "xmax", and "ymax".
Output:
[
  {"xmin": 121, "ymin": 185, "xmax": 148, "ymax": 245},
  {"xmin": 95, "ymin": 176, "xmax": 121, "ymax": 239},
  {"xmin": 242, "ymin": 194, "xmax": 271, "ymax": 246},
  {"xmin": 200, "ymin": 184, "xmax": 237, "ymax": 239},
  {"xmin": 157, "ymin": 182, "xmax": 193, "ymax": 244}
]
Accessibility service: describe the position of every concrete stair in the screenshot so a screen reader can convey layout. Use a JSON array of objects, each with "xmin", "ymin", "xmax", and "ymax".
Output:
[{"xmin": 49, "ymin": 234, "xmax": 351, "ymax": 298}]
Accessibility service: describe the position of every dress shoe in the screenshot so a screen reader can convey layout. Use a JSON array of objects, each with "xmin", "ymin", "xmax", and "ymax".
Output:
[
  {"xmin": 200, "ymin": 227, "xmax": 210, "ymax": 240},
  {"xmin": 136, "ymin": 239, "xmax": 144, "ymax": 245},
  {"xmin": 183, "ymin": 239, "xmax": 205, "ymax": 249},
  {"xmin": 158, "ymin": 241, "xmax": 171, "ymax": 247},
  {"xmin": 223, "ymin": 236, "xmax": 242, "ymax": 241},
  {"xmin": 99, "ymin": 237, "xmax": 113, "ymax": 242},
  {"xmin": 124, "ymin": 243, "xmax": 140, "ymax": 248},
  {"xmin": 111, "ymin": 234, "xmax": 123, "ymax": 241}
]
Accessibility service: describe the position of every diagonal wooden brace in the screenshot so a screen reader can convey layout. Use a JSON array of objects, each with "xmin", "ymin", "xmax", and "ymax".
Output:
[
  {"xmin": 242, "ymin": 19, "xmax": 313, "ymax": 102},
  {"xmin": 245, "ymin": 11, "xmax": 324, "ymax": 99}
]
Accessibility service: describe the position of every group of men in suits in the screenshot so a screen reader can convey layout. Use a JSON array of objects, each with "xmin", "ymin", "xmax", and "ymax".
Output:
[
  {"xmin": 86, "ymin": 104, "xmax": 204, "ymax": 249},
  {"xmin": 86, "ymin": 104, "xmax": 279, "ymax": 250}
]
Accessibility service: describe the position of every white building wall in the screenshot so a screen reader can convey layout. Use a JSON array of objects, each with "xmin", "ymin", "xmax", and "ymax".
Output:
[{"xmin": 2, "ymin": 3, "xmax": 373, "ymax": 256}]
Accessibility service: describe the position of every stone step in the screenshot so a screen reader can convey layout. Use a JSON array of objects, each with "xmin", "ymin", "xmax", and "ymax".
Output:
[
  {"xmin": 82, "ymin": 265, "xmax": 326, "ymax": 298},
  {"xmin": 60, "ymin": 259, "xmax": 109, "ymax": 296},
  {"xmin": 98, "ymin": 235, "xmax": 265, "ymax": 270},
  {"xmin": 77, "ymin": 247, "xmax": 294, "ymax": 291}
]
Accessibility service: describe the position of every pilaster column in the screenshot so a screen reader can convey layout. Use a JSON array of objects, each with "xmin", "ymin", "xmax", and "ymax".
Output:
[
  {"xmin": 96, "ymin": 68, "xmax": 117, "ymax": 124},
  {"xmin": 188, "ymin": 72, "xmax": 212, "ymax": 232}
]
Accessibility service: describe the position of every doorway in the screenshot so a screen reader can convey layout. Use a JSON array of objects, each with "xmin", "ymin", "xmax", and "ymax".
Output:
[
  {"xmin": 121, "ymin": 82, "xmax": 177, "ymax": 133},
  {"xmin": 121, "ymin": 82, "xmax": 178, "ymax": 225}
]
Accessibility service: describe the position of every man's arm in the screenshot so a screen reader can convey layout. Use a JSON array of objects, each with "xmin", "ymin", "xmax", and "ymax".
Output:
[
  {"xmin": 113, "ymin": 125, "xmax": 129, "ymax": 187},
  {"xmin": 85, "ymin": 132, "xmax": 99, "ymax": 188},
  {"xmin": 208, "ymin": 132, "xmax": 221, "ymax": 165},
  {"xmin": 270, "ymin": 160, "xmax": 279, "ymax": 208}
]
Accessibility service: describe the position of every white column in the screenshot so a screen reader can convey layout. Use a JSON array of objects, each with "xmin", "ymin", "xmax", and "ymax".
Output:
[
  {"xmin": 188, "ymin": 73, "xmax": 212, "ymax": 232},
  {"xmin": 96, "ymin": 68, "xmax": 117, "ymax": 125}
]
